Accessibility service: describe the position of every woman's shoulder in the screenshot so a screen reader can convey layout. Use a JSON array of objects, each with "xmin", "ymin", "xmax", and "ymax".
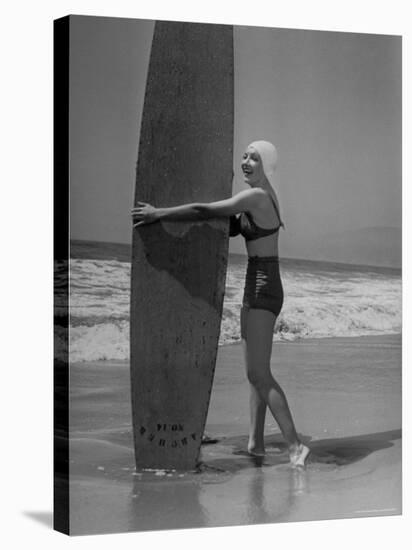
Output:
[
  {"xmin": 234, "ymin": 188, "xmax": 268, "ymax": 204},
  {"xmin": 230, "ymin": 188, "xmax": 265, "ymax": 209},
  {"xmin": 234, "ymin": 187, "xmax": 265, "ymax": 198}
]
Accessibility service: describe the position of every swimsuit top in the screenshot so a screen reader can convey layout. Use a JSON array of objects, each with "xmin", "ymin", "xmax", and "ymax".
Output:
[{"xmin": 229, "ymin": 195, "xmax": 283, "ymax": 241}]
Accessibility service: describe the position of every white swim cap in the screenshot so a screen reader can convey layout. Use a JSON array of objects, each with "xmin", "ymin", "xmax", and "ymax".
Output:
[{"xmin": 248, "ymin": 140, "xmax": 278, "ymax": 189}]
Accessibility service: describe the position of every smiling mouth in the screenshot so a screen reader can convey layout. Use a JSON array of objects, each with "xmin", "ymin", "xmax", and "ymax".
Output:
[{"xmin": 243, "ymin": 169, "xmax": 252, "ymax": 175}]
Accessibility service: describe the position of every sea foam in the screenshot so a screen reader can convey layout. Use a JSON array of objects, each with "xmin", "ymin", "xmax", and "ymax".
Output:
[{"xmin": 57, "ymin": 257, "xmax": 401, "ymax": 362}]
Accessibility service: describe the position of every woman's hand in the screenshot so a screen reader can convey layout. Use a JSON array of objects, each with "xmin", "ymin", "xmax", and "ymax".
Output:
[{"xmin": 131, "ymin": 202, "xmax": 159, "ymax": 227}]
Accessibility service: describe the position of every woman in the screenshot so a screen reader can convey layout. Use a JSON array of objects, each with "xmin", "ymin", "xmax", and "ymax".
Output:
[{"xmin": 132, "ymin": 140, "xmax": 310, "ymax": 468}]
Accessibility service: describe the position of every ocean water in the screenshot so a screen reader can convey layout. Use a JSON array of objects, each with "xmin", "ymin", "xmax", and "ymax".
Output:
[{"xmin": 54, "ymin": 240, "xmax": 402, "ymax": 362}]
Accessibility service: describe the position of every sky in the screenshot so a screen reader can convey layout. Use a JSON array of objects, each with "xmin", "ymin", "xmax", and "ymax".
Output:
[{"xmin": 69, "ymin": 16, "xmax": 401, "ymax": 265}]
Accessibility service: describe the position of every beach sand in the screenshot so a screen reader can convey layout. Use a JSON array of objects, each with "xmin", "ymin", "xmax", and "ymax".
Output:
[{"xmin": 66, "ymin": 334, "xmax": 401, "ymax": 535}]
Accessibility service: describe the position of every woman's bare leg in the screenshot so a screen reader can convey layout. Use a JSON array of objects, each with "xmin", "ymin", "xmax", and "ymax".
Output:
[
  {"xmin": 244, "ymin": 309, "xmax": 309, "ymax": 465},
  {"xmin": 248, "ymin": 385, "xmax": 267, "ymax": 455},
  {"xmin": 241, "ymin": 307, "xmax": 267, "ymax": 455}
]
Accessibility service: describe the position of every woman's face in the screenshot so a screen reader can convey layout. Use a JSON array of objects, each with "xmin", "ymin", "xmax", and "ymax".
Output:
[{"xmin": 241, "ymin": 146, "xmax": 265, "ymax": 186}]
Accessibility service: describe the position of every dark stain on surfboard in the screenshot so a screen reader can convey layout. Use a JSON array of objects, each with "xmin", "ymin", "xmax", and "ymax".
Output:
[{"xmin": 136, "ymin": 221, "xmax": 227, "ymax": 310}]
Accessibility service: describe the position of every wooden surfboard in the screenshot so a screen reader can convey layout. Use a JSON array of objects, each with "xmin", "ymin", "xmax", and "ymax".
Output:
[{"xmin": 130, "ymin": 21, "xmax": 234, "ymax": 470}]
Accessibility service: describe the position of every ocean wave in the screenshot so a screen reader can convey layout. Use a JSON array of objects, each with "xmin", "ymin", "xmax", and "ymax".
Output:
[{"xmin": 60, "ymin": 258, "xmax": 401, "ymax": 362}]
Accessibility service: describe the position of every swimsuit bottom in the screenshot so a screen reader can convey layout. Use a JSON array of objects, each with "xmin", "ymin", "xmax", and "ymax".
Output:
[{"xmin": 242, "ymin": 256, "xmax": 284, "ymax": 317}]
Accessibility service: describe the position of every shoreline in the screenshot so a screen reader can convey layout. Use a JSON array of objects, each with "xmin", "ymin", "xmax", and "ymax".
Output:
[
  {"xmin": 67, "ymin": 332, "xmax": 403, "ymax": 366},
  {"xmin": 221, "ymin": 331, "xmax": 402, "ymax": 346}
]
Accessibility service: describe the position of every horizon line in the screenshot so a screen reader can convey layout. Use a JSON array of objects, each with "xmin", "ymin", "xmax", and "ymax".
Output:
[{"xmin": 69, "ymin": 238, "xmax": 402, "ymax": 271}]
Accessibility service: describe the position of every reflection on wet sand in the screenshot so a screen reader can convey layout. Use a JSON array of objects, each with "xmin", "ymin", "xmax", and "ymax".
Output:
[
  {"xmin": 69, "ymin": 427, "xmax": 400, "ymax": 534},
  {"xmin": 130, "ymin": 475, "xmax": 206, "ymax": 532},
  {"xmin": 197, "ymin": 437, "xmax": 309, "ymax": 526},
  {"xmin": 68, "ymin": 335, "xmax": 401, "ymax": 534}
]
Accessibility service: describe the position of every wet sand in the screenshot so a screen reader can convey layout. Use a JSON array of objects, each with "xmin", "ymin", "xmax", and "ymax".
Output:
[{"xmin": 67, "ymin": 334, "xmax": 401, "ymax": 535}]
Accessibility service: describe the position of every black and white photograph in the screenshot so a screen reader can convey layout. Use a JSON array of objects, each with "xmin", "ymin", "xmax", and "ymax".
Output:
[
  {"xmin": 53, "ymin": 13, "xmax": 402, "ymax": 536},
  {"xmin": 4, "ymin": 2, "xmax": 410, "ymax": 548}
]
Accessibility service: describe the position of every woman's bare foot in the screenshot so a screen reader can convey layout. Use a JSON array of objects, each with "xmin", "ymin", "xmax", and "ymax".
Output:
[
  {"xmin": 289, "ymin": 443, "xmax": 310, "ymax": 468},
  {"xmin": 247, "ymin": 442, "xmax": 265, "ymax": 457}
]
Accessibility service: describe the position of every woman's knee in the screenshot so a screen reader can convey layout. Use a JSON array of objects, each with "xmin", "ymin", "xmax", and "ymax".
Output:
[{"xmin": 246, "ymin": 367, "xmax": 272, "ymax": 389}]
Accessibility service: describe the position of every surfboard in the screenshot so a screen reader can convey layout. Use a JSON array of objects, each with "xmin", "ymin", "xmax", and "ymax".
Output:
[{"xmin": 130, "ymin": 21, "xmax": 234, "ymax": 470}]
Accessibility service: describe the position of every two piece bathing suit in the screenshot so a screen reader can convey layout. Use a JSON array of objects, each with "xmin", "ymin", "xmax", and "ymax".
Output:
[{"xmin": 230, "ymin": 194, "xmax": 284, "ymax": 318}]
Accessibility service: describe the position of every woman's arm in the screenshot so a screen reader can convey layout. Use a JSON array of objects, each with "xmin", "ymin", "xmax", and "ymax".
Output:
[
  {"xmin": 229, "ymin": 214, "xmax": 241, "ymax": 237},
  {"xmin": 132, "ymin": 188, "xmax": 265, "ymax": 227}
]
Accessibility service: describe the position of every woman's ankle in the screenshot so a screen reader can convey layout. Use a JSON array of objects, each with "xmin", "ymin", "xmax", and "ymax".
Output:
[
  {"xmin": 288, "ymin": 440, "xmax": 301, "ymax": 454},
  {"xmin": 289, "ymin": 442, "xmax": 310, "ymax": 467},
  {"xmin": 248, "ymin": 437, "xmax": 265, "ymax": 456}
]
